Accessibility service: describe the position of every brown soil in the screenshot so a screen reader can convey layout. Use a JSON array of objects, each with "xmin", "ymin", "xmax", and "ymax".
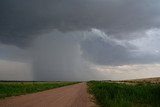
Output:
[{"xmin": 0, "ymin": 83, "xmax": 96, "ymax": 107}]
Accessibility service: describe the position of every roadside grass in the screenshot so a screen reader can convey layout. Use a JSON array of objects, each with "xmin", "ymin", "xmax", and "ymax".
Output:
[
  {"xmin": 88, "ymin": 81, "xmax": 160, "ymax": 107},
  {"xmin": 0, "ymin": 82, "xmax": 78, "ymax": 99}
]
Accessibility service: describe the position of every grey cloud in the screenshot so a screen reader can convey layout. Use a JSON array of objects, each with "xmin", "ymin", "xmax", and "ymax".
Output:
[
  {"xmin": 81, "ymin": 37, "xmax": 160, "ymax": 66},
  {"xmin": 132, "ymin": 54, "xmax": 160, "ymax": 65},
  {"xmin": 30, "ymin": 30, "xmax": 102, "ymax": 81},
  {"xmin": 0, "ymin": 44, "xmax": 31, "ymax": 62},
  {"xmin": 0, "ymin": 0, "xmax": 160, "ymax": 47},
  {"xmin": 1, "ymin": 0, "xmax": 160, "ymax": 81},
  {"xmin": 0, "ymin": 29, "xmax": 160, "ymax": 81},
  {"xmin": 80, "ymin": 37, "xmax": 131, "ymax": 65},
  {"xmin": 80, "ymin": 30, "xmax": 160, "ymax": 65}
]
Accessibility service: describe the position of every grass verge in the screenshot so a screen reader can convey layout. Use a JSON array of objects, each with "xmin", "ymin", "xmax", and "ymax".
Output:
[
  {"xmin": 0, "ymin": 82, "xmax": 78, "ymax": 99},
  {"xmin": 87, "ymin": 81, "xmax": 160, "ymax": 107}
]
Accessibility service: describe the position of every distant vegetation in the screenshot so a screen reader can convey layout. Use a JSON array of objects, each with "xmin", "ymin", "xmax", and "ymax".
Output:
[
  {"xmin": 120, "ymin": 77, "xmax": 160, "ymax": 84},
  {"xmin": 88, "ymin": 81, "xmax": 160, "ymax": 107},
  {"xmin": 0, "ymin": 82, "xmax": 78, "ymax": 99}
]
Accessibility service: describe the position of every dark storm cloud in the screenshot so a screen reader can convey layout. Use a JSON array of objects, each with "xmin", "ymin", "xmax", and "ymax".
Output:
[
  {"xmin": 81, "ymin": 37, "xmax": 131, "ymax": 65},
  {"xmin": 81, "ymin": 37, "xmax": 160, "ymax": 65},
  {"xmin": 78, "ymin": 28, "xmax": 160, "ymax": 65},
  {"xmin": 30, "ymin": 30, "xmax": 103, "ymax": 81},
  {"xmin": 1, "ymin": 0, "xmax": 160, "ymax": 81},
  {"xmin": 0, "ymin": 0, "xmax": 160, "ymax": 47}
]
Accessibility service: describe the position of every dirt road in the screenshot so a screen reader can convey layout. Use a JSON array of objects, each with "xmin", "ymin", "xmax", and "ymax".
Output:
[{"xmin": 0, "ymin": 83, "xmax": 95, "ymax": 107}]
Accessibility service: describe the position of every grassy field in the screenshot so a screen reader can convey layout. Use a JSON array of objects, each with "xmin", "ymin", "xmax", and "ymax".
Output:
[
  {"xmin": 88, "ymin": 81, "xmax": 160, "ymax": 107},
  {"xmin": 0, "ymin": 82, "xmax": 78, "ymax": 99}
]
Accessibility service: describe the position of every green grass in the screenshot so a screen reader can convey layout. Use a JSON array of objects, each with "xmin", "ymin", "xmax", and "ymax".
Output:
[
  {"xmin": 88, "ymin": 81, "xmax": 160, "ymax": 107},
  {"xmin": 0, "ymin": 82, "xmax": 78, "ymax": 99}
]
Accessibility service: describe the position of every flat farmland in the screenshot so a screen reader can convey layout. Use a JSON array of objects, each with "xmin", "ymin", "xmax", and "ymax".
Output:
[{"xmin": 88, "ymin": 78, "xmax": 160, "ymax": 107}]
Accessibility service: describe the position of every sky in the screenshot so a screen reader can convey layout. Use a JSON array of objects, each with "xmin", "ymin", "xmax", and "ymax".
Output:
[{"xmin": 0, "ymin": 0, "xmax": 160, "ymax": 81}]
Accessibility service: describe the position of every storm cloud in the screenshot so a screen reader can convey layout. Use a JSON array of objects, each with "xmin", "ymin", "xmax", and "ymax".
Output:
[
  {"xmin": 0, "ymin": 0, "xmax": 160, "ymax": 80},
  {"xmin": 1, "ymin": 0, "xmax": 160, "ymax": 47},
  {"xmin": 30, "ymin": 30, "xmax": 100, "ymax": 81}
]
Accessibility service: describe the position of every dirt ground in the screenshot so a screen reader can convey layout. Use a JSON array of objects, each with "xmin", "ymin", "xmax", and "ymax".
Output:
[{"xmin": 0, "ymin": 83, "xmax": 96, "ymax": 107}]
